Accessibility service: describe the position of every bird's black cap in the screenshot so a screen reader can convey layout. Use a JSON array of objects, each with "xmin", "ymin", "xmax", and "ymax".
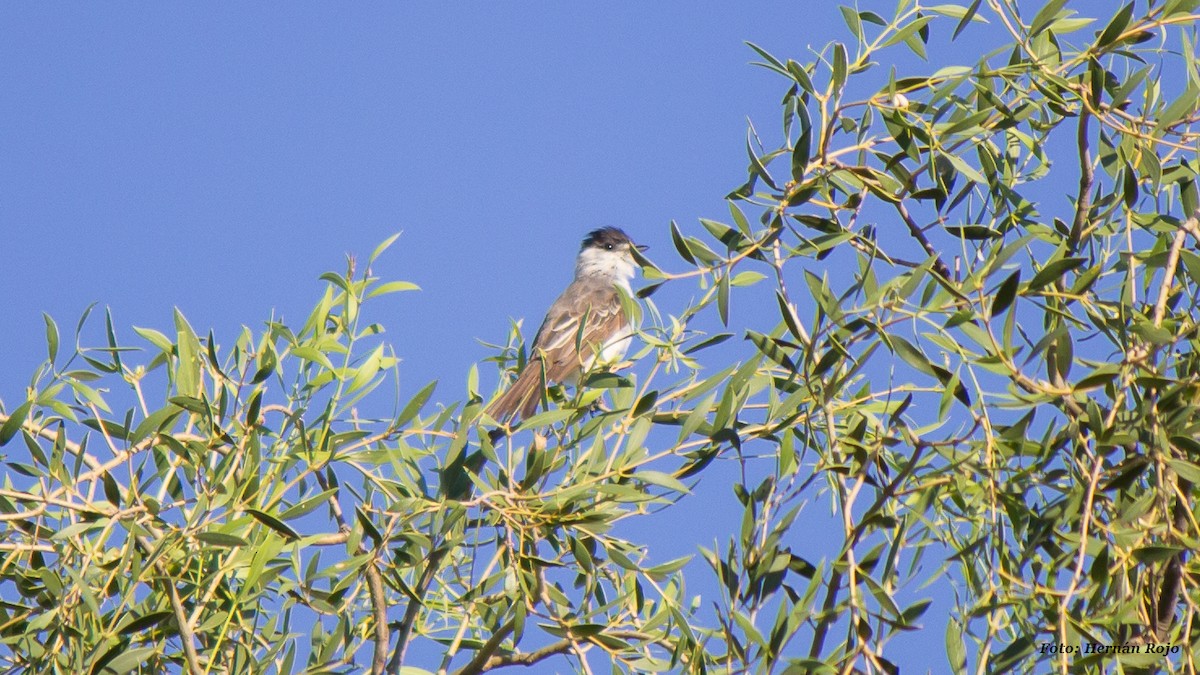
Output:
[{"xmin": 582, "ymin": 227, "xmax": 647, "ymax": 251}]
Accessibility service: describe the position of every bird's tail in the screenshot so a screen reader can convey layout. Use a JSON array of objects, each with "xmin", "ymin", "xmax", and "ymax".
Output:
[{"xmin": 486, "ymin": 365, "xmax": 545, "ymax": 425}]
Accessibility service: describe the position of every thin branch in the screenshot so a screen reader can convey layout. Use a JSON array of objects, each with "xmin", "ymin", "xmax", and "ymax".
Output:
[
  {"xmin": 1154, "ymin": 229, "xmax": 1188, "ymax": 326},
  {"xmin": 1068, "ymin": 109, "xmax": 1093, "ymax": 251},
  {"xmin": 1146, "ymin": 216, "xmax": 1198, "ymax": 640},
  {"xmin": 388, "ymin": 546, "xmax": 448, "ymax": 674},
  {"xmin": 1058, "ymin": 454, "xmax": 1104, "ymax": 669},
  {"xmin": 457, "ymin": 630, "xmax": 657, "ymax": 674},
  {"xmin": 809, "ymin": 569, "xmax": 844, "ymax": 660},
  {"xmin": 892, "ymin": 200, "xmax": 952, "ymax": 279},
  {"xmin": 305, "ymin": 450, "xmax": 393, "ymax": 674},
  {"xmin": 365, "ymin": 562, "xmax": 391, "ymax": 675},
  {"xmin": 135, "ymin": 534, "xmax": 202, "ymax": 674},
  {"xmin": 1154, "ymin": 478, "xmax": 1192, "ymax": 640},
  {"xmin": 453, "ymin": 619, "xmax": 516, "ymax": 675},
  {"xmin": 478, "ymin": 638, "xmax": 572, "ymax": 672}
]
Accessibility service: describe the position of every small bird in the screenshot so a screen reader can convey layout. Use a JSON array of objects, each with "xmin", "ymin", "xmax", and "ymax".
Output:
[{"xmin": 487, "ymin": 227, "xmax": 647, "ymax": 425}]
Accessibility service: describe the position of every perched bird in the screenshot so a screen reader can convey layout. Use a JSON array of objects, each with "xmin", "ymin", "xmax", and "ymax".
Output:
[{"xmin": 487, "ymin": 227, "xmax": 646, "ymax": 425}]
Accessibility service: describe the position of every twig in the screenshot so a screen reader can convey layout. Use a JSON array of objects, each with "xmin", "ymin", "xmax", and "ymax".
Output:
[
  {"xmin": 475, "ymin": 639, "xmax": 573, "ymax": 672},
  {"xmin": 1068, "ymin": 109, "xmax": 1093, "ymax": 251},
  {"xmin": 311, "ymin": 461, "xmax": 391, "ymax": 674},
  {"xmin": 388, "ymin": 547, "xmax": 449, "ymax": 673},
  {"xmin": 453, "ymin": 619, "xmax": 516, "ymax": 675},
  {"xmin": 365, "ymin": 562, "xmax": 390, "ymax": 675},
  {"xmin": 134, "ymin": 534, "xmax": 202, "ymax": 674},
  {"xmin": 1058, "ymin": 454, "xmax": 1104, "ymax": 670},
  {"xmin": 1154, "ymin": 478, "xmax": 1192, "ymax": 640},
  {"xmin": 892, "ymin": 201, "xmax": 952, "ymax": 279},
  {"xmin": 1141, "ymin": 212, "xmax": 1200, "ymax": 640},
  {"xmin": 1153, "ymin": 229, "xmax": 1188, "ymax": 326}
]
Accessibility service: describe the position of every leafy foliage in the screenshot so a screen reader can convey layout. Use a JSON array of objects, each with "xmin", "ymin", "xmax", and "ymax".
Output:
[{"xmin": 4, "ymin": 2, "xmax": 1200, "ymax": 673}]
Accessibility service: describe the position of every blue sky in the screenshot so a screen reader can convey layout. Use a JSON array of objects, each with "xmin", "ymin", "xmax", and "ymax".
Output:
[
  {"xmin": 0, "ymin": 2, "xmax": 1130, "ymax": 671},
  {"xmin": 2, "ymin": 2, "xmax": 851, "ymax": 394}
]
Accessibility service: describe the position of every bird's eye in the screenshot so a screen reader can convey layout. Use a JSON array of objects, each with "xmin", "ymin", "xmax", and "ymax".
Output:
[{"xmin": 605, "ymin": 244, "xmax": 614, "ymax": 250}]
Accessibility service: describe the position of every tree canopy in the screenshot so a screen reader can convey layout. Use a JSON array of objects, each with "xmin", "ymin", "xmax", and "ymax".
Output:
[{"xmin": 4, "ymin": 1, "xmax": 1200, "ymax": 673}]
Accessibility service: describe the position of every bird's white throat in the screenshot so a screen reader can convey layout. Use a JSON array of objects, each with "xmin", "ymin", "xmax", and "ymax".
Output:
[{"xmin": 574, "ymin": 247, "xmax": 638, "ymax": 292}]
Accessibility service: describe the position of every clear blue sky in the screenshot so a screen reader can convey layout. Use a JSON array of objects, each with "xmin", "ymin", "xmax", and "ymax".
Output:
[
  {"xmin": 3, "ymin": 2, "xmax": 852, "ymax": 394},
  {"xmin": 1, "ymin": 3, "xmax": 1123, "ymax": 671}
]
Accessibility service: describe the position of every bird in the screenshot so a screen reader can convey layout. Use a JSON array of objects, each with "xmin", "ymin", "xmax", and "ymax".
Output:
[{"xmin": 487, "ymin": 227, "xmax": 647, "ymax": 426}]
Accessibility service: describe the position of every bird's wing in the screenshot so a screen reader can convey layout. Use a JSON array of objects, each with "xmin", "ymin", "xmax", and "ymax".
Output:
[
  {"xmin": 529, "ymin": 280, "xmax": 630, "ymax": 384},
  {"xmin": 487, "ymin": 280, "xmax": 631, "ymax": 425}
]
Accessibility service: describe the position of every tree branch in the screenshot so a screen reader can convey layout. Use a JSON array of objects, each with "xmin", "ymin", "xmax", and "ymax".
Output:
[
  {"xmin": 387, "ymin": 546, "xmax": 448, "ymax": 674},
  {"xmin": 1153, "ymin": 478, "xmax": 1192, "ymax": 640},
  {"xmin": 1153, "ymin": 228, "xmax": 1188, "ymax": 326},
  {"xmin": 134, "ymin": 534, "xmax": 202, "ymax": 674},
  {"xmin": 1144, "ymin": 214, "xmax": 1199, "ymax": 641},
  {"xmin": 365, "ymin": 561, "xmax": 391, "ymax": 675},
  {"xmin": 309, "ymin": 454, "xmax": 390, "ymax": 674},
  {"xmin": 1068, "ymin": 109, "xmax": 1093, "ymax": 251},
  {"xmin": 452, "ymin": 619, "xmax": 517, "ymax": 675},
  {"xmin": 892, "ymin": 200, "xmax": 952, "ymax": 280}
]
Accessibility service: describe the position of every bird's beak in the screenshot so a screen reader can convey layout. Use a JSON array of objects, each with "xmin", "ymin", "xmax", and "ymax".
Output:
[{"xmin": 635, "ymin": 244, "xmax": 649, "ymax": 252}]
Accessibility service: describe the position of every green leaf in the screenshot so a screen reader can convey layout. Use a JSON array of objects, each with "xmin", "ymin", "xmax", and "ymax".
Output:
[
  {"xmin": 367, "ymin": 280, "xmax": 421, "ymax": 298},
  {"xmin": 637, "ymin": 470, "xmax": 690, "ymax": 494},
  {"xmin": 397, "ymin": 381, "xmax": 437, "ymax": 427},
  {"xmin": 952, "ymin": 0, "xmax": 984, "ymax": 39},
  {"xmin": 356, "ymin": 506, "xmax": 383, "ymax": 548},
  {"xmin": 792, "ymin": 103, "xmax": 811, "ymax": 182},
  {"xmin": 775, "ymin": 292, "xmax": 805, "ymax": 343},
  {"xmin": 645, "ymin": 555, "xmax": 692, "ymax": 578},
  {"xmin": 882, "ymin": 16, "xmax": 933, "ymax": 50},
  {"xmin": 174, "ymin": 309, "xmax": 201, "ymax": 398},
  {"xmin": 946, "ymin": 618, "xmax": 968, "ymax": 672},
  {"xmin": 745, "ymin": 41, "xmax": 787, "ymax": 74},
  {"xmin": 1132, "ymin": 545, "xmax": 1184, "ymax": 563},
  {"xmin": 133, "ymin": 326, "xmax": 173, "ymax": 352},
  {"xmin": 717, "ymin": 273, "xmax": 731, "ymax": 326},
  {"xmin": 247, "ymin": 508, "xmax": 301, "ymax": 540},
  {"xmin": 103, "ymin": 471, "xmax": 121, "ymax": 506},
  {"xmin": 839, "ymin": 5, "xmax": 863, "ymax": 41},
  {"xmin": 196, "ymin": 531, "xmax": 249, "ymax": 547},
  {"xmin": 251, "ymin": 346, "xmax": 278, "ymax": 385},
  {"xmin": 281, "ymin": 489, "xmax": 339, "ymax": 520},
  {"xmin": 927, "ymin": 4, "xmax": 986, "ymax": 22},
  {"xmin": 82, "ymin": 415, "xmax": 131, "ymax": 441},
  {"xmin": 785, "ymin": 60, "xmax": 816, "ymax": 96},
  {"xmin": 99, "ymin": 647, "xmax": 158, "ymax": 674},
  {"xmin": 1096, "ymin": 3, "xmax": 1133, "ymax": 49},
  {"xmin": 369, "ymin": 232, "xmax": 402, "ymax": 264},
  {"xmin": 1029, "ymin": 0, "xmax": 1068, "ymax": 37},
  {"xmin": 1166, "ymin": 458, "xmax": 1200, "ymax": 483},
  {"xmin": 130, "ymin": 406, "xmax": 183, "ymax": 445},
  {"xmin": 831, "ymin": 43, "xmax": 848, "ymax": 92},
  {"xmin": 684, "ymin": 333, "xmax": 733, "ymax": 355},
  {"xmin": 117, "ymin": 610, "xmax": 174, "ymax": 636},
  {"xmin": 318, "ymin": 271, "xmax": 350, "ymax": 293},
  {"xmin": 0, "ymin": 401, "xmax": 32, "ymax": 446},
  {"xmin": 746, "ymin": 132, "xmax": 779, "ymax": 191},
  {"xmin": 43, "ymin": 313, "xmax": 59, "ymax": 364},
  {"xmin": 890, "ymin": 336, "xmax": 933, "ymax": 376},
  {"xmin": 633, "ymin": 391, "xmax": 658, "ymax": 417},
  {"xmin": 944, "ymin": 225, "xmax": 1001, "ymax": 240},
  {"xmin": 731, "ymin": 271, "xmax": 767, "ymax": 287},
  {"xmin": 670, "ymin": 220, "xmax": 696, "ymax": 265},
  {"xmin": 1027, "ymin": 257, "xmax": 1087, "ymax": 291},
  {"xmin": 245, "ymin": 388, "xmax": 263, "ymax": 427},
  {"xmin": 746, "ymin": 331, "xmax": 796, "ymax": 371},
  {"xmin": 699, "ymin": 218, "xmax": 740, "ymax": 249},
  {"xmin": 990, "ymin": 271, "xmax": 1020, "ymax": 318}
]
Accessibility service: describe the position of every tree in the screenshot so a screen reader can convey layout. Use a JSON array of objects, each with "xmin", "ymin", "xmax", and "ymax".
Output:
[{"xmin": 3, "ymin": 1, "xmax": 1200, "ymax": 673}]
